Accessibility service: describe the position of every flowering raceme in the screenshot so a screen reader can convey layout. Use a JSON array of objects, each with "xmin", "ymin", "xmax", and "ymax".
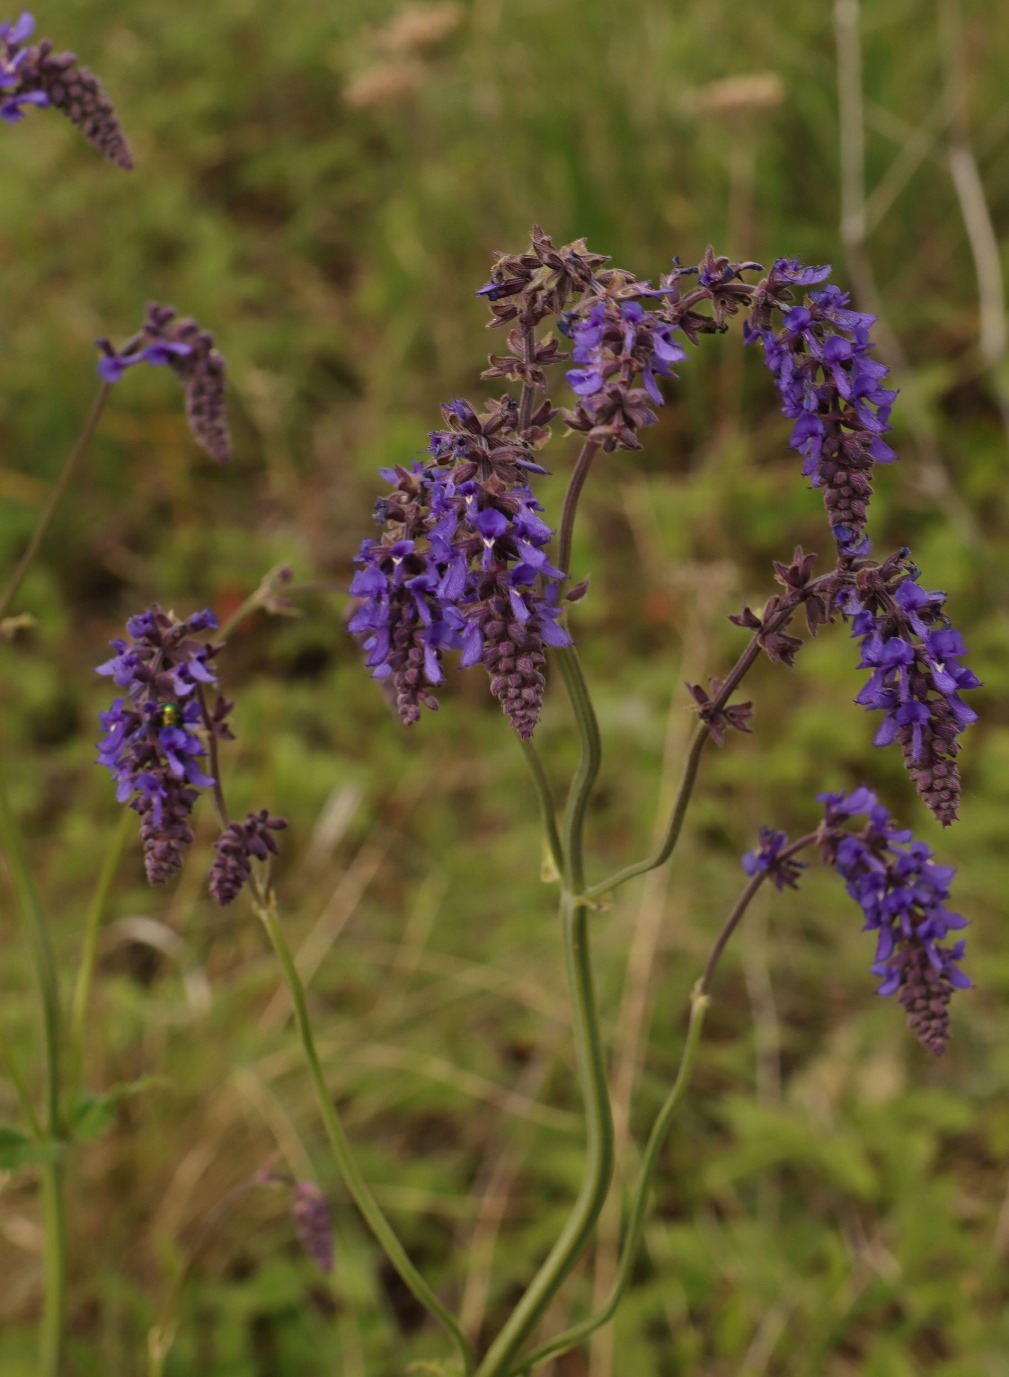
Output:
[
  {"xmin": 745, "ymin": 258, "xmax": 898, "ymax": 557},
  {"xmin": 0, "ymin": 10, "xmax": 132, "ymax": 167},
  {"xmin": 96, "ymin": 607, "xmax": 284, "ymax": 903},
  {"xmin": 818, "ymin": 788, "xmax": 970, "ymax": 1055},
  {"xmin": 96, "ymin": 303, "xmax": 232, "ymax": 462},
  {"xmin": 840, "ymin": 549, "xmax": 980, "ymax": 825}
]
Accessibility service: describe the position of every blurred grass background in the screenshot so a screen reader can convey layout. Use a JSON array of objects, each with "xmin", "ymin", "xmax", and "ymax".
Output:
[{"xmin": 1, "ymin": 0, "xmax": 1008, "ymax": 1373}]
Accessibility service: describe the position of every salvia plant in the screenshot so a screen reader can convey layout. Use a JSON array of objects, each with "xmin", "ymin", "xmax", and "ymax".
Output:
[{"xmin": 0, "ymin": 11, "xmax": 981, "ymax": 1377}]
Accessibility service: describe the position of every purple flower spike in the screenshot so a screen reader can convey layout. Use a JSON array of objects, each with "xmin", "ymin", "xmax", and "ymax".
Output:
[
  {"xmin": 1, "ymin": 12, "xmax": 133, "ymax": 166},
  {"xmin": 840, "ymin": 549, "xmax": 980, "ymax": 825},
  {"xmin": 209, "ymin": 810, "xmax": 288, "ymax": 907},
  {"xmin": 291, "ymin": 1182, "xmax": 334, "ymax": 1275},
  {"xmin": 96, "ymin": 606, "xmax": 227, "ymax": 886},
  {"xmin": 746, "ymin": 259, "xmax": 898, "ymax": 556},
  {"xmin": 818, "ymin": 788, "xmax": 969, "ymax": 1054},
  {"xmin": 351, "ymin": 392, "xmax": 572, "ymax": 739},
  {"xmin": 97, "ymin": 303, "xmax": 231, "ymax": 461}
]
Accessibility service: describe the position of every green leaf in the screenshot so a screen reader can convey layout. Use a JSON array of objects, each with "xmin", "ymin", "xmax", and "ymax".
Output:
[
  {"xmin": 0, "ymin": 1125, "xmax": 63, "ymax": 1170},
  {"xmin": 70, "ymin": 1075, "xmax": 166, "ymax": 1144}
]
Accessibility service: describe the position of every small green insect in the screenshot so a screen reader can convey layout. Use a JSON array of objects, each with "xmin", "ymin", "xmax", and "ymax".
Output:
[{"xmin": 157, "ymin": 702, "xmax": 183, "ymax": 730}]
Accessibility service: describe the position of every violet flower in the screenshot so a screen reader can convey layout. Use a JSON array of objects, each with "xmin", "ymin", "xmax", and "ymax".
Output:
[
  {"xmin": 0, "ymin": 11, "xmax": 132, "ymax": 167},
  {"xmin": 96, "ymin": 607, "xmax": 222, "ymax": 885},
  {"xmin": 840, "ymin": 548, "xmax": 980, "ymax": 825},
  {"xmin": 746, "ymin": 258, "xmax": 898, "ymax": 557},
  {"xmin": 97, "ymin": 303, "xmax": 231, "ymax": 462},
  {"xmin": 351, "ymin": 396, "xmax": 570, "ymax": 739},
  {"xmin": 818, "ymin": 787, "xmax": 969, "ymax": 1055},
  {"xmin": 209, "ymin": 810, "xmax": 288, "ymax": 907}
]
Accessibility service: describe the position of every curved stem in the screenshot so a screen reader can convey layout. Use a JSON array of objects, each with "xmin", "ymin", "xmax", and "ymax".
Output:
[
  {"xmin": 557, "ymin": 441, "xmax": 598, "ymax": 581},
  {"xmin": 474, "ymin": 643, "xmax": 611, "ymax": 1376},
  {"xmin": 580, "ymin": 592, "xmax": 816, "ymax": 905},
  {"xmin": 472, "ymin": 894, "xmax": 614, "ymax": 1377},
  {"xmin": 518, "ymin": 738, "xmax": 564, "ymax": 882},
  {"xmin": 581, "ymin": 723, "xmax": 710, "ymax": 904},
  {"xmin": 253, "ymin": 889, "xmax": 474, "ymax": 1374},
  {"xmin": 69, "ymin": 810, "xmax": 131, "ymax": 1101},
  {"xmin": 554, "ymin": 645, "xmax": 601, "ymax": 893},
  {"xmin": 699, "ymin": 833, "xmax": 817, "ymax": 995},
  {"xmin": 516, "ymin": 987, "xmax": 709, "ymax": 1373},
  {"xmin": 0, "ymin": 383, "xmax": 111, "ymax": 622},
  {"xmin": 0, "ymin": 748, "xmax": 67, "ymax": 1377}
]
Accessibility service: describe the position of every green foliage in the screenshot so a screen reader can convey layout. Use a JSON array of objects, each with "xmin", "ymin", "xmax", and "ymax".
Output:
[{"xmin": 1, "ymin": 0, "xmax": 1008, "ymax": 1373}]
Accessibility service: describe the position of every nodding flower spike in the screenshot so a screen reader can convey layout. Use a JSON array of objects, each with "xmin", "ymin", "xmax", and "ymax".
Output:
[
  {"xmin": 96, "ymin": 303, "xmax": 231, "ymax": 461},
  {"xmin": 817, "ymin": 788, "xmax": 969, "ymax": 1055},
  {"xmin": 1, "ymin": 11, "xmax": 133, "ymax": 167}
]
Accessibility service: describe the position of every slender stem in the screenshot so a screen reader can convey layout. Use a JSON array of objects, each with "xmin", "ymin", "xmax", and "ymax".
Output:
[
  {"xmin": 699, "ymin": 834, "xmax": 817, "ymax": 995},
  {"xmin": 557, "ymin": 441, "xmax": 599, "ymax": 581},
  {"xmin": 472, "ymin": 894, "xmax": 614, "ymax": 1377},
  {"xmin": 554, "ymin": 645, "xmax": 601, "ymax": 893},
  {"xmin": 581, "ymin": 583, "xmax": 824, "ymax": 905},
  {"xmin": 69, "ymin": 810, "xmax": 131, "ymax": 1101},
  {"xmin": 252, "ymin": 888, "xmax": 474, "ymax": 1375},
  {"xmin": 516, "ymin": 987, "xmax": 710, "ymax": 1373},
  {"xmin": 581, "ymin": 723, "xmax": 710, "ymax": 904},
  {"xmin": 518, "ymin": 738, "xmax": 564, "ymax": 882},
  {"xmin": 196, "ymin": 684, "xmax": 231, "ymax": 829},
  {"xmin": 40, "ymin": 1162, "xmax": 68, "ymax": 1377},
  {"xmin": 0, "ymin": 383, "xmax": 111, "ymax": 622},
  {"xmin": 517, "ymin": 324, "xmax": 537, "ymax": 437},
  {"xmin": 474, "ymin": 644, "xmax": 612, "ymax": 1376},
  {"xmin": 0, "ymin": 749, "xmax": 67, "ymax": 1377}
]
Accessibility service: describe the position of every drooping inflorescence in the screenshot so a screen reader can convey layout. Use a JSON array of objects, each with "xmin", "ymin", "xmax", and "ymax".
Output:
[
  {"xmin": 818, "ymin": 788, "xmax": 970, "ymax": 1055},
  {"xmin": 0, "ymin": 11, "xmax": 133, "ymax": 168},
  {"xmin": 96, "ymin": 607, "xmax": 283, "ymax": 902},
  {"xmin": 840, "ymin": 548, "xmax": 980, "ymax": 825},
  {"xmin": 743, "ymin": 789, "xmax": 969, "ymax": 1055},
  {"xmin": 745, "ymin": 258, "xmax": 898, "ymax": 559},
  {"xmin": 96, "ymin": 303, "xmax": 232, "ymax": 462},
  {"xmin": 351, "ymin": 233, "xmax": 765, "ymax": 737}
]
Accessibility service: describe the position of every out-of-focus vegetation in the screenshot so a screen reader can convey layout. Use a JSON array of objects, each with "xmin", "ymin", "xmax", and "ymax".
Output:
[{"xmin": 1, "ymin": 0, "xmax": 1008, "ymax": 1372}]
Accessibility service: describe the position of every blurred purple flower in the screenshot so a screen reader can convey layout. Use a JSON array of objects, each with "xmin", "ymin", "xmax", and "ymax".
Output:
[
  {"xmin": 97, "ymin": 303, "xmax": 231, "ymax": 462},
  {"xmin": 1, "ymin": 11, "xmax": 132, "ymax": 166}
]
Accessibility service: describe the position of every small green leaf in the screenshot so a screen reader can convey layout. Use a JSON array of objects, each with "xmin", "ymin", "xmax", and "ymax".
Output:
[
  {"xmin": 0, "ymin": 1125, "xmax": 63, "ymax": 1170},
  {"xmin": 70, "ymin": 1075, "xmax": 165, "ymax": 1144}
]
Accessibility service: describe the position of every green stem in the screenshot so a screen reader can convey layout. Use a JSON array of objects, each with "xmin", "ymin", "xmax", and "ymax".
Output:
[
  {"xmin": 518, "ymin": 738, "xmax": 564, "ymax": 882},
  {"xmin": 472, "ymin": 894, "xmax": 614, "ymax": 1377},
  {"xmin": 554, "ymin": 646, "xmax": 601, "ymax": 893},
  {"xmin": 474, "ymin": 644, "xmax": 611, "ymax": 1377},
  {"xmin": 0, "ymin": 749, "xmax": 67, "ymax": 1377},
  {"xmin": 0, "ymin": 383, "xmax": 111, "ymax": 623},
  {"xmin": 580, "ymin": 723, "xmax": 710, "ymax": 905},
  {"xmin": 69, "ymin": 810, "xmax": 131, "ymax": 1101},
  {"xmin": 557, "ymin": 441, "xmax": 598, "ymax": 582},
  {"xmin": 40, "ymin": 1162, "xmax": 69, "ymax": 1376},
  {"xmin": 253, "ymin": 888, "xmax": 474, "ymax": 1375},
  {"xmin": 516, "ymin": 987, "xmax": 710, "ymax": 1373}
]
